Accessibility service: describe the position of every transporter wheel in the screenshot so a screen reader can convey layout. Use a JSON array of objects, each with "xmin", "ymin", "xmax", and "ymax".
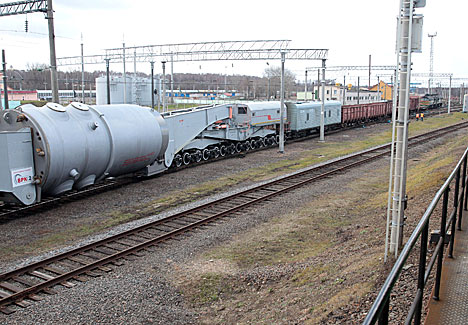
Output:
[
  {"xmin": 202, "ymin": 148, "xmax": 210, "ymax": 161},
  {"xmin": 194, "ymin": 150, "xmax": 202, "ymax": 163},
  {"xmin": 256, "ymin": 139, "xmax": 264, "ymax": 148},
  {"xmin": 174, "ymin": 154, "xmax": 183, "ymax": 168},
  {"xmin": 235, "ymin": 142, "xmax": 243, "ymax": 153},
  {"xmin": 213, "ymin": 147, "xmax": 220, "ymax": 158},
  {"xmin": 250, "ymin": 139, "xmax": 257, "ymax": 150},
  {"xmin": 229, "ymin": 143, "xmax": 236, "ymax": 155},
  {"xmin": 243, "ymin": 141, "xmax": 250, "ymax": 151},
  {"xmin": 183, "ymin": 152, "xmax": 191, "ymax": 165},
  {"xmin": 220, "ymin": 145, "xmax": 227, "ymax": 157}
]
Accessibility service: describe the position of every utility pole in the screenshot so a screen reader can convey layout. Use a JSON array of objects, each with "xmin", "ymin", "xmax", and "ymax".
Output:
[
  {"xmin": 46, "ymin": 0, "xmax": 59, "ymax": 103},
  {"xmin": 386, "ymin": 0, "xmax": 425, "ymax": 260},
  {"xmin": 81, "ymin": 33, "xmax": 85, "ymax": 104},
  {"xmin": 123, "ymin": 42, "xmax": 127, "ymax": 104},
  {"xmin": 162, "ymin": 61, "xmax": 166, "ymax": 112},
  {"xmin": 304, "ymin": 70, "xmax": 308, "ymax": 101},
  {"xmin": 428, "ymin": 32, "xmax": 437, "ymax": 93},
  {"xmin": 170, "ymin": 52, "xmax": 174, "ymax": 104},
  {"xmin": 320, "ymin": 59, "xmax": 326, "ymax": 141},
  {"xmin": 279, "ymin": 51, "xmax": 286, "ymax": 153},
  {"xmin": 357, "ymin": 76, "xmax": 360, "ymax": 105},
  {"xmin": 105, "ymin": 58, "xmax": 111, "ymax": 104},
  {"xmin": 448, "ymin": 75, "xmax": 452, "ymax": 114},
  {"xmin": 377, "ymin": 76, "xmax": 380, "ymax": 101},
  {"xmin": 2, "ymin": 50, "xmax": 9, "ymax": 109},
  {"xmin": 150, "ymin": 61, "xmax": 154, "ymax": 109},
  {"xmin": 368, "ymin": 54, "xmax": 371, "ymax": 89},
  {"xmin": 342, "ymin": 75, "xmax": 346, "ymax": 105},
  {"xmin": 317, "ymin": 69, "xmax": 320, "ymax": 100}
]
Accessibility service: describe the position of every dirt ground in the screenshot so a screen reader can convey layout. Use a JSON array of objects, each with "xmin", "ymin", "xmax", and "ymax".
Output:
[{"xmin": 1, "ymin": 112, "xmax": 467, "ymax": 324}]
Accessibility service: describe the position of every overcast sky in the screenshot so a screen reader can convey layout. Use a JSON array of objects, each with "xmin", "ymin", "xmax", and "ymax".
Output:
[{"xmin": 0, "ymin": 0, "xmax": 465, "ymax": 86}]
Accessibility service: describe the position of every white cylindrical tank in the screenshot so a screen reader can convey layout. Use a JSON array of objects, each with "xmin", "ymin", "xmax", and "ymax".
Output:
[
  {"xmin": 0, "ymin": 103, "xmax": 168, "ymax": 196},
  {"xmin": 463, "ymin": 94, "xmax": 468, "ymax": 113}
]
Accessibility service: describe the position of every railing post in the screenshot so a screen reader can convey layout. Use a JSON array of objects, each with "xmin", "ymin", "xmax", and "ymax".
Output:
[
  {"xmin": 378, "ymin": 298, "xmax": 389, "ymax": 325},
  {"xmin": 449, "ymin": 169, "xmax": 461, "ymax": 258},
  {"xmin": 464, "ymin": 155, "xmax": 468, "ymax": 211},
  {"xmin": 459, "ymin": 156, "xmax": 467, "ymax": 228},
  {"xmin": 434, "ymin": 187, "xmax": 449, "ymax": 300},
  {"xmin": 414, "ymin": 222, "xmax": 429, "ymax": 325}
]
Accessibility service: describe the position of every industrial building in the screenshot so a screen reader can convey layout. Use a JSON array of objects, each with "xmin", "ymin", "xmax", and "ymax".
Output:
[{"xmin": 96, "ymin": 76, "xmax": 161, "ymax": 107}]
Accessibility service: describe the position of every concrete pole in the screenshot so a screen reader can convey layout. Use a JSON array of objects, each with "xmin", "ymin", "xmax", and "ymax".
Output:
[
  {"xmin": 2, "ymin": 50, "xmax": 9, "ymax": 109},
  {"xmin": 150, "ymin": 61, "xmax": 154, "ymax": 109},
  {"xmin": 357, "ymin": 77, "xmax": 360, "ymax": 105},
  {"xmin": 390, "ymin": 0, "xmax": 414, "ymax": 256},
  {"xmin": 377, "ymin": 76, "xmax": 380, "ymax": 101},
  {"xmin": 317, "ymin": 69, "xmax": 320, "ymax": 100},
  {"xmin": 170, "ymin": 53, "xmax": 174, "ymax": 104},
  {"xmin": 81, "ymin": 35, "xmax": 85, "ymax": 104},
  {"xmin": 134, "ymin": 49, "xmax": 137, "ymax": 78},
  {"xmin": 342, "ymin": 75, "xmax": 346, "ymax": 105},
  {"xmin": 448, "ymin": 75, "xmax": 452, "ymax": 114},
  {"xmin": 123, "ymin": 42, "xmax": 127, "ymax": 104},
  {"xmin": 105, "ymin": 58, "xmax": 111, "ymax": 104},
  {"xmin": 368, "ymin": 54, "xmax": 371, "ymax": 89},
  {"xmin": 279, "ymin": 51, "xmax": 286, "ymax": 153},
  {"xmin": 46, "ymin": 0, "xmax": 59, "ymax": 103},
  {"xmin": 460, "ymin": 83, "xmax": 464, "ymax": 104},
  {"xmin": 267, "ymin": 77, "xmax": 271, "ymax": 101},
  {"xmin": 304, "ymin": 70, "xmax": 308, "ymax": 101},
  {"xmin": 162, "ymin": 61, "xmax": 166, "ymax": 112},
  {"xmin": 320, "ymin": 59, "xmax": 326, "ymax": 141}
]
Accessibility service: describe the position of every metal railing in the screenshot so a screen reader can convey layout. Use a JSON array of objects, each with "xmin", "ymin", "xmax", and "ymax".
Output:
[{"xmin": 364, "ymin": 146, "xmax": 468, "ymax": 324}]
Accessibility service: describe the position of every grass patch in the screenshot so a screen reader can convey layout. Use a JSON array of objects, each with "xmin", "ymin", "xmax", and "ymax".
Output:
[{"xmin": 191, "ymin": 272, "xmax": 231, "ymax": 305}]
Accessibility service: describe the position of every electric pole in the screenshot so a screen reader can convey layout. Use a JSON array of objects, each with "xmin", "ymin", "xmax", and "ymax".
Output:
[
  {"xmin": 386, "ymin": 0, "xmax": 425, "ymax": 260},
  {"xmin": 428, "ymin": 32, "xmax": 437, "ymax": 93}
]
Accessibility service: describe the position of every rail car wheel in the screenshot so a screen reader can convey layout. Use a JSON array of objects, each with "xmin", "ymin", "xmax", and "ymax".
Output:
[
  {"xmin": 275, "ymin": 135, "xmax": 280, "ymax": 144},
  {"xmin": 183, "ymin": 152, "xmax": 191, "ymax": 165},
  {"xmin": 220, "ymin": 145, "xmax": 227, "ymax": 157},
  {"xmin": 213, "ymin": 147, "xmax": 220, "ymax": 158},
  {"xmin": 257, "ymin": 139, "xmax": 264, "ymax": 148},
  {"xmin": 174, "ymin": 154, "xmax": 183, "ymax": 168},
  {"xmin": 250, "ymin": 139, "xmax": 257, "ymax": 150},
  {"xmin": 243, "ymin": 141, "xmax": 250, "ymax": 151},
  {"xmin": 235, "ymin": 142, "xmax": 243, "ymax": 153},
  {"xmin": 194, "ymin": 150, "xmax": 202, "ymax": 163},
  {"xmin": 202, "ymin": 149, "xmax": 210, "ymax": 161},
  {"xmin": 229, "ymin": 143, "xmax": 236, "ymax": 155}
]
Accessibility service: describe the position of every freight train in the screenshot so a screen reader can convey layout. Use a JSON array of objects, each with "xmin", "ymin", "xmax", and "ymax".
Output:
[{"xmin": 0, "ymin": 96, "xmax": 420, "ymax": 206}]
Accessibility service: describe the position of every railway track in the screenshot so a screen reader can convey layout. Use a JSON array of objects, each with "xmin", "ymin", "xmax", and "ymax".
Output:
[{"xmin": 0, "ymin": 121, "xmax": 467, "ymax": 314}]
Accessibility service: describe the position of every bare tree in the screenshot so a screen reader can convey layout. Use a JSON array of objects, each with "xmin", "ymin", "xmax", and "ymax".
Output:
[{"xmin": 263, "ymin": 65, "xmax": 296, "ymax": 99}]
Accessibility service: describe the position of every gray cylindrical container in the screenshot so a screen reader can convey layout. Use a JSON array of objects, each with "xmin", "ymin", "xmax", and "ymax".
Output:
[
  {"xmin": 463, "ymin": 94, "xmax": 468, "ymax": 113},
  {"xmin": 0, "ymin": 103, "xmax": 168, "ymax": 196}
]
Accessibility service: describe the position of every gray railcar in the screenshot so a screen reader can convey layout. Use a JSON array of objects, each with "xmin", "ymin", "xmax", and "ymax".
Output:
[{"xmin": 286, "ymin": 101, "xmax": 342, "ymax": 133}]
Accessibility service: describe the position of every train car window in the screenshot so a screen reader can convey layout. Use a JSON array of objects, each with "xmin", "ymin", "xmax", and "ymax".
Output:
[
  {"xmin": 252, "ymin": 112, "xmax": 256, "ymax": 116},
  {"xmin": 306, "ymin": 113, "xmax": 310, "ymax": 120},
  {"xmin": 329, "ymin": 110, "xmax": 331, "ymax": 117},
  {"xmin": 238, "ymin": 107, "xmax": 247, "ymax": 114}
]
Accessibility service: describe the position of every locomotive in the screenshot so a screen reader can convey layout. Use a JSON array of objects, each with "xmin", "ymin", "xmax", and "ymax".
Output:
[{"xmin": 0, "ymin": 97, "xmax": 420, "ymax": 206}]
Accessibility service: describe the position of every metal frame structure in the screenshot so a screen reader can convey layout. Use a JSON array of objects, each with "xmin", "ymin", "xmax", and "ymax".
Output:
[
  {"xmin": 0, "ymin": 0, "xmax": 58, "ymax": 103},
  {"xmin": 0, "ymin": 0, "xmax": 46, "ymax": 16}
]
